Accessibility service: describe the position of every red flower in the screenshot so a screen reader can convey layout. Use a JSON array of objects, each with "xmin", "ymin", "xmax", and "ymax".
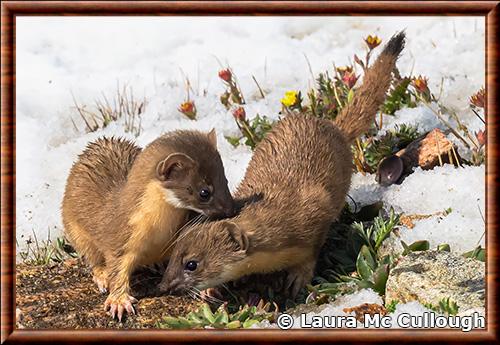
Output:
[
  {"xmin": 342, "ymin": 71, "xmax": 358, "ymax": 89},
  {"xmin": 218, "ymin": 69, "xmax": 232, "ymax": 83},
  {"xmin": 412, "ymin": 75, "xmax": 430, "ymax": 95},
  {"xmin": 475, "ymin": 129, "xmax": 486, "ymax": 147},
  {"xmin": 470, "ymin": 87, "xmax": 485, "ymax": 108},
  {"xmin": 178, "ymin": 101, "xmax": 196, "ymax": 120},
  {"xmin": 232, "ymin": 107, "xmax": 246, "ymax": 121}
]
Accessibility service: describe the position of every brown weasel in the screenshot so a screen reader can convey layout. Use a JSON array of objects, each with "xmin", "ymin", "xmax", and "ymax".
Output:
[
  {"xmin": 159, "ymin": 32, "xmax": 406, "ymax": 297},
  {"xmin": 62, "ymin": 129, "xmax": 234, "ymax": 320}
]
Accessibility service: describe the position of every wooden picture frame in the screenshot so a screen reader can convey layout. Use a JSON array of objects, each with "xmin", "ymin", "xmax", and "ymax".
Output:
[{"xmin": 1, "ymin": 1, "xmax": 498, "ymax": 343}]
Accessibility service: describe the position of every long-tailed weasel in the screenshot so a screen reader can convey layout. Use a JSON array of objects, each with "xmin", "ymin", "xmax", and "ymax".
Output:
[{"xmin": 62, "ymin": 129, "xmax": 234, "ymax": 320}]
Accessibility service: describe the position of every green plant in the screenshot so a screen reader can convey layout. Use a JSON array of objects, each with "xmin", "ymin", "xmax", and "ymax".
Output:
[
  {"xmin": 225, "ymin": 109, "xmax": 275, "ymax": 150},
  {"xmin": 401, "ymin": 240, "xmax": 430, "ymax": 256},
  {"xmin": 313, "ymin": 207, "xmax": 401, "ymax": 297},
  {"xmin": 381, "ymin": 77, "xmax": 417, "ymax": 116},
  {"xmin": 355, "ymin": 207, "xmax": 400, "ymax": 255},
  {"xmin": 218, "ymin": 68, "xmax": 245, "ymax": 108},
  {"xmin": 362, "ymin": 124, "xmax": 421, "ymax": 172},
  {"xmin": 385, "ymin": 299, "xmax": 399, "ymax": 313},
  {"xmin": 156, "ymin": 302, "xmax": 277, "ymax": 329},
  {"xmin": 462, "ymin": 246, "xmax": 486, "ymax": 262},
  {"xmin": 437, "ymin": 243, "xmax": 451, "ymax": 252},
  {"xmin": 344, "ymin": 208, "xmax": 401, "ymax": 295},
  {"xmin": 305, "ymin": 282, "xmax": 358, "ymax": 305},
  {"xmin": 304, "ymin": 71, "xmax": 353, "ymax": 120},
  {"xmin": 424, "ymin": 297, "xmax": 459, "ymax": 316}
]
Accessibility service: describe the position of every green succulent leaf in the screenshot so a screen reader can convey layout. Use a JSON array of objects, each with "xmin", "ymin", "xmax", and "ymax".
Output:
[
  {"xmin": 437, "ymin": 243, "xmax": 451, "ymax": 252},
  {"xmin": 409, "ymin": 240, "xmax": 430, "ymax": 252},
  {"xmin": 242, "ymin": 319, "xmax": 260, "ymax": 328},
  {"xmin": 356, "ymin": 246, "xmax": 375, "ymax": 280},
  {"xmin": 463, "ymin": 246, "xmax": 486, "ymax": 262},
  {"xmin": 201, "ymin": 303, "xmax": 215, "ymax": 324},
  {"xmin": 226, "ymin": 320, "xmax": 241, "ymax": 329},
  {"xmin": 225, "ymin": 135, "xmax": 241, "ymax": 147},
  {"xmin": 372, "ymin": 263, "xmax": 389, "ymax": 295},
  {"xmin": 402, "ymin": 240, "xmax": 429, "ymax": 255}
]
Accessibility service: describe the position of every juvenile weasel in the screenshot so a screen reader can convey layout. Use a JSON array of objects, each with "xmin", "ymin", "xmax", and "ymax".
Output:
[
  {"xmin": 160, "ymin": 32, "xmax": 406, "ymax": 297},
  {"xmin": 62, "ymin": 129, "xmax": 234, "ymax": 320}
]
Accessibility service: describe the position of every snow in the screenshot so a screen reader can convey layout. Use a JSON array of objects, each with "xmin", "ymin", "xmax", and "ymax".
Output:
[{"xmin": 16, "ymin": 16, "xmax": 485, "ymax": 324}]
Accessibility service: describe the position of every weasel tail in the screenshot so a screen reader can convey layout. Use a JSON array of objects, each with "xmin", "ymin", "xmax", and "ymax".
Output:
[{"xmin": 334, "ymin": 31, "xmax": 406, "ymax": 142}]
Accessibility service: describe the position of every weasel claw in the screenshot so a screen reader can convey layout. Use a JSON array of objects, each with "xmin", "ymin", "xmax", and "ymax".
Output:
[
  {"xmin": 104, "ymin": 294, "xmax": 137, "ymax": 321},
  {"xmin": 109, "ymin": 304, "xmax": 118, "ymax": 319}
]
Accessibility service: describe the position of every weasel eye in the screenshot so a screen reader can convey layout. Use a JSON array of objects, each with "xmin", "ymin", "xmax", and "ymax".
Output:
[
  {"xmin": 199, "ymin": 188, "xmax": 211, "ymax": 201},
  {"xmin": 185, "ymin": 260, "xmax": 198, "ymax": 271}
]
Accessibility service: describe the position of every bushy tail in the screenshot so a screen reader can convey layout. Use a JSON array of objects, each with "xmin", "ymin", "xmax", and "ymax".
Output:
[{"xmin": 334, "ymin": 31, "xmax": 406, "ymax": 142}]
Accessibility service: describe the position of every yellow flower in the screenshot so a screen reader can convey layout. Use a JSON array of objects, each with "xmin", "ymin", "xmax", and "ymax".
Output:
[
  {"xmin": 281, "ymin": 91, "xmax": 299, "ymax": 107},
  {"xmin": 365, "ymin": 35, "xmax": 382, "ymax": 50}
]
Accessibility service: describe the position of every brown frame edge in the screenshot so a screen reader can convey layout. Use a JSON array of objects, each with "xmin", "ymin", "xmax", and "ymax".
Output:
[{"xmin": 1, "ymin": 1, "xmax": 499, "ymax": 343}]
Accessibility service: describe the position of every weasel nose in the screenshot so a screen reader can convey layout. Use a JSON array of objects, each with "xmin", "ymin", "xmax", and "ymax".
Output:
[{"xmin": 160, "ymin": 277, "xmax": 182, "ymax": 295}]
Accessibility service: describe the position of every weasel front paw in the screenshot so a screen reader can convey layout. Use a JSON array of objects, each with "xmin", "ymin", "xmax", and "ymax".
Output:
[
  {"xmin": 200, "ymin": 287, "xmax": 224, "ymax": 302},
  {"xmin": 104, "ymin": 293, "xmax": 138, "ymax": 321}
]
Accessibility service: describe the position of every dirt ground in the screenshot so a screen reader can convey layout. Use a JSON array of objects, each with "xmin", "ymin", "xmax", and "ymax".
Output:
[{"xmin": 16, "ymin": 258, "xmax": 201, "ymax": 329}]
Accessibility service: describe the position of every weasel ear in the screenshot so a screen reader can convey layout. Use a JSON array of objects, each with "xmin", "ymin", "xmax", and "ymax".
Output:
[
  {"xmin": 207, "ymin": 129, "xmax": 217, "ymax": 148},
  {"xmin": 156, "ymin": 153, "xmax": 196, "ymax": 182},
  {"xmin": 224, "ymin": 221, "xmax": 249, "ymax": 252}
]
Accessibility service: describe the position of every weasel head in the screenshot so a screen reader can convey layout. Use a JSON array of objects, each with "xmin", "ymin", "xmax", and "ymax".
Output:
[
  {"xmin": 159, "ymin": 220, "xmax": 249, "ymax": 294},
  {"xmin": 155, "ymin": 130, "xmax": 235, "ymax": 218}
]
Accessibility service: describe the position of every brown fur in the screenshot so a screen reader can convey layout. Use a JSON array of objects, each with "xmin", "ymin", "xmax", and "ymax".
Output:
[
  {"xmin": 62, "ymin": 130, "xmax": 234, "ymax": 315},
  {"xmin": 160, "ymin": 32, "xmax": 406, "ymax": 296}
]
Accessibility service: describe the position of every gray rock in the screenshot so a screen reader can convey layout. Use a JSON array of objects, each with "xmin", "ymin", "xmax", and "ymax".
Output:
[{"xmin": 385, "ymin": 250, "xmax": 485, "ymax": 312}]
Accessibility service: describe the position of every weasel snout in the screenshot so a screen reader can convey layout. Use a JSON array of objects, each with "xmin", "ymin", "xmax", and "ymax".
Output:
[
  {"xmin": 207, "ymin": 199, "xmax": 235, "ymax": 218},
  {"xmin": 159, "ymin": 277, "xmax": 181, "ymax": 295}
]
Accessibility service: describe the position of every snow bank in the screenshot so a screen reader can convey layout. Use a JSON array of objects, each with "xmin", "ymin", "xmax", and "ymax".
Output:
[{"xmin": 16, "ymin": 17, "xmax": 485, "ymax": 257}]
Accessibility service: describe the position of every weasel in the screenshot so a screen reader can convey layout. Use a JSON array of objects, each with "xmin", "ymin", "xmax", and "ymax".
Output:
[
  {"xmin": 159, "ymin": 32, "xmax": 406, "ymax": 297},
  {"xmin": 62, "ymin": 129, "xmax": 234, "ymax": 320}
]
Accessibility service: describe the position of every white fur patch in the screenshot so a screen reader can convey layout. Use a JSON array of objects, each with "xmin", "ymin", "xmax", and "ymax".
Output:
[
  {"xmin": 163, "ymin": 189, "xmax": 206, "ymax": 215},
  {"xmin": 186, "ymin": 205, "xmax": 205, "ymax": 215},
  {"xmin": 163, "ymin": 189, "xmax": 187, "ymax": 209}
]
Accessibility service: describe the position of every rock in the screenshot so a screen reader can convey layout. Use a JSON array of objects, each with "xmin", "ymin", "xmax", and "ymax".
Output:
[
  {"xmin": 385, "ymin": 250, "xmax": 484, "ymax": 312},
  {"xmin": 343, "ymin": 303, "xmax": 387, "ymax": 322}
]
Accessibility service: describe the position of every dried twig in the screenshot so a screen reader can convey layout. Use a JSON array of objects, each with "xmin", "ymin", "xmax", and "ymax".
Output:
[{"xmin": 252, "ymin": 75, "xmax": 266, "ymax": 99}]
